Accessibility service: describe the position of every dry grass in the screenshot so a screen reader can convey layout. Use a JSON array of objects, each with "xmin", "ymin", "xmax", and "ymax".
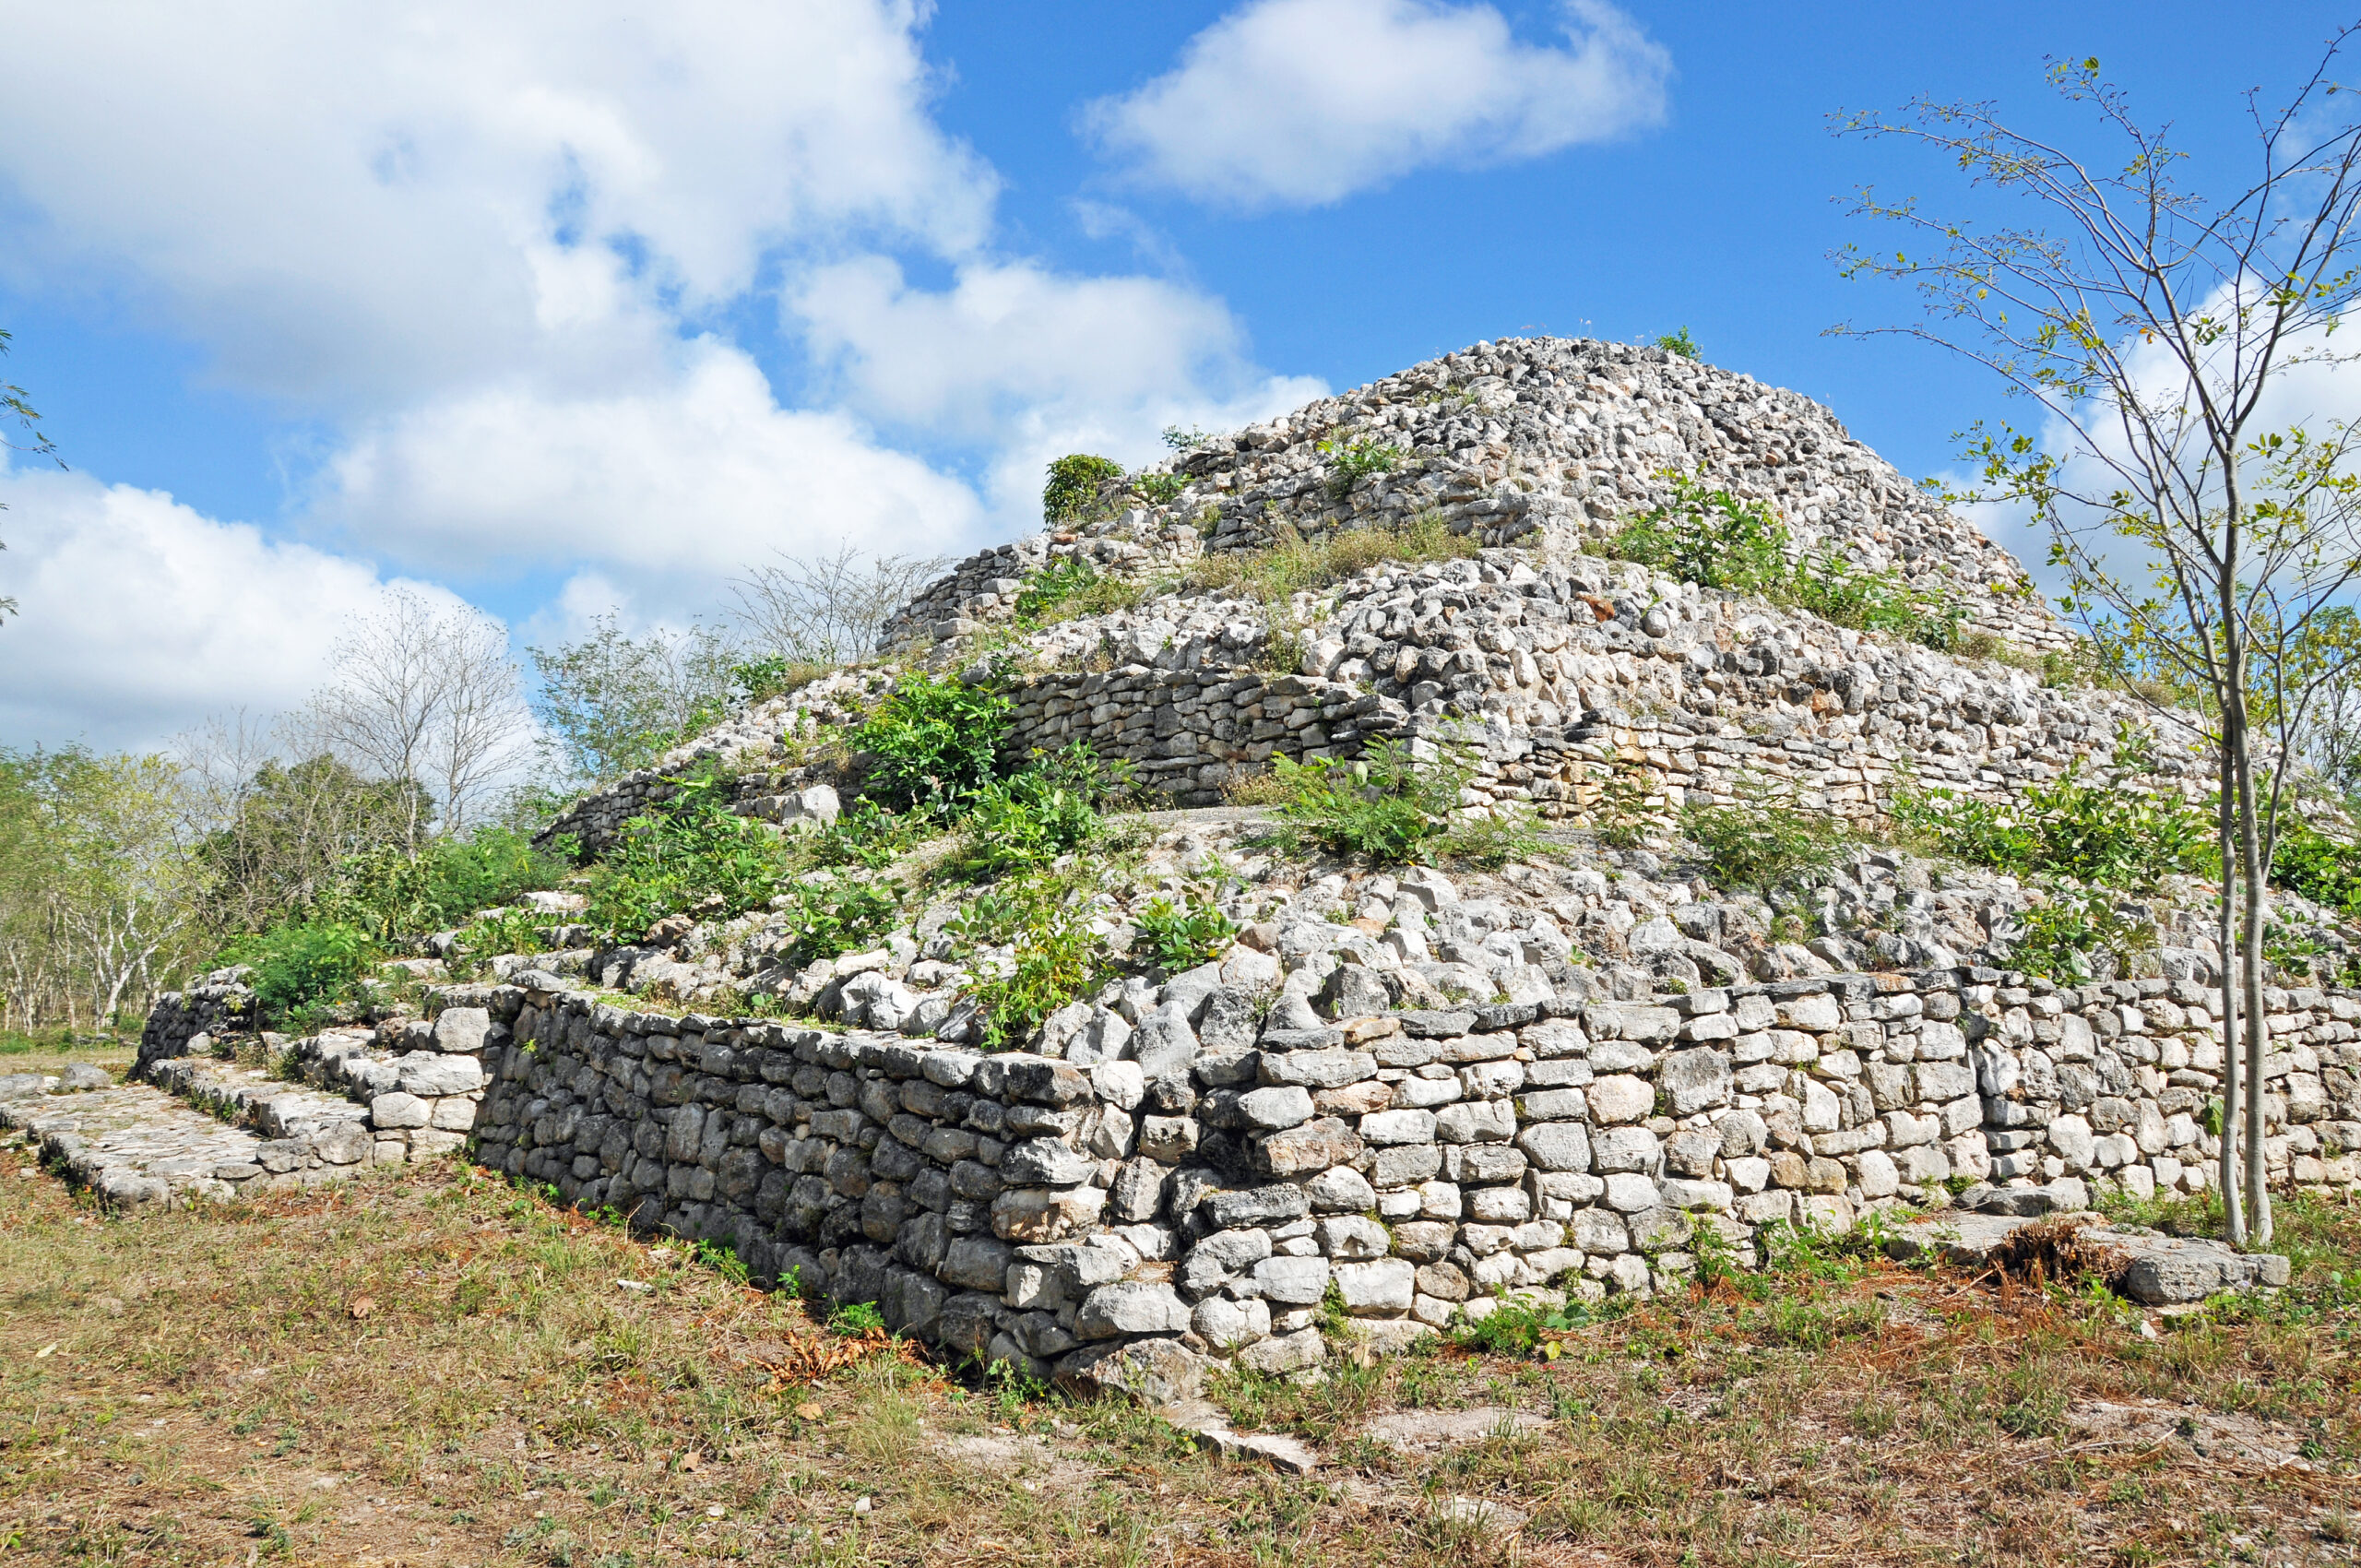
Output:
[
  {"xmin": 3, "ymin": 1129, "xmax": 2358, "ymax": 1566},
  {"xmin": 0, "ymin": 1032, "xmax": 134, "ymax": 1079},
  {"xmin": 1183, "ymin": 515, "xmax": 1479, "ymax": 606}
]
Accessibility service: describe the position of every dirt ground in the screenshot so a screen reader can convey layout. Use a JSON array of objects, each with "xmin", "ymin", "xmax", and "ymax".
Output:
[{"xmin": 4, "ymin": 1094, "xmax": 2358, "ymax": 1567}]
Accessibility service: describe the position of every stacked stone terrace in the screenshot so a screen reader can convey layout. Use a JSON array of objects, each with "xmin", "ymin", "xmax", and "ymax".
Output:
[
  {"xmin": 540, "ymin": 336, "xmax": 2174, "ymax": 860},
  {"xmin": 447, "ymin": 945, "xmax": 2330, "ymax": 1395}
]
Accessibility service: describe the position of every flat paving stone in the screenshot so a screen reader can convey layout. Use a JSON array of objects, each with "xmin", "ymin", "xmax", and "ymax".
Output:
[
  {"xmin": 1, "ymin": 1078, "xmax": 382, "ymax": 1207},
  {"xmin": 1886, "ymin": 1210, "xmax": 2290, "ymax": 1304}
]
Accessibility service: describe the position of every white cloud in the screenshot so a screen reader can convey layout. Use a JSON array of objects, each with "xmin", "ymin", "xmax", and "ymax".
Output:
[
  {"xmin": 0, "ymin": 464, "xmax": 449, "ymax": 751},
  {"xmin": 1082, "ymin": 0, "xmax": 1670, "ymax": 209},
  {"xmin": 0, "ymin": 0, "xmax": 993, "ymax": 407},
  {"xmin": 0, "ymin": 1, "xmax": 1332, "ymax": 746},
  {"xmin": 789, "ymin": 257, "xmax": 1324, "ymax": 524},
  {"xmin": 314, "ymin": 339, "xmax": 987, "ymax": 600}
]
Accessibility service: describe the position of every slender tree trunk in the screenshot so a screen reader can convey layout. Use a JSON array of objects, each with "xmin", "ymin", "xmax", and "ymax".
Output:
[
  {"xmin": 2234, "ymin": 734, "xmax": 2276, "ymax": 1244},
  {"xmin": 2217, "ymin": 740, "xmax": 2244, "ymax": 1239}
]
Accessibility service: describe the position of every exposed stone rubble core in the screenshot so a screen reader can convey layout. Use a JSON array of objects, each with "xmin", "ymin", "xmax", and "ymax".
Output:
[
  {"xmin": 536, "ymin": 337, "xmax": 2179, "ymax": 860},
  {"xmin": 885, "ymin": 337, "xmax": 2067, "ymax": 655}
]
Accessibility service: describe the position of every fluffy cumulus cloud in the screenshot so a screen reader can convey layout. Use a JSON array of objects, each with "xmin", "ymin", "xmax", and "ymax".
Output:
[
  {"xmin": 0, "ymin": 464, "xmax": 445, "ymax": 750},
  {"xmin": 316, "ymin": 339, "xmax": 987, "ymax": 592},
  {"xmin": 0, "ymin": 1, "xmax": 1339, "ymax": 745},
  {"xmin": 0, "ymin": 0, "xmax": 993, "ymax": 406},
  {"xmin": 788, "ymin": 257, "xmax": 1325, "ymax": 520},
  {"xmin": 1083, "ymin": 0, "xmax": 1671, "ymax": 208}
]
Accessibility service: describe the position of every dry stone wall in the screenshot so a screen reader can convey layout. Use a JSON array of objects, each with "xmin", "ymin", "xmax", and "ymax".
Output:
[{"xmin": 459, "ymin": 958, "xmax": 2350, "ymax": 1396}]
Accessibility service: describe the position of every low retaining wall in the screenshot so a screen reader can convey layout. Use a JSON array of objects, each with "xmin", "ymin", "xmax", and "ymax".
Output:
[{"xmin": 457, "ymin": 962, "xmax": 2360, "ymax": 1397}]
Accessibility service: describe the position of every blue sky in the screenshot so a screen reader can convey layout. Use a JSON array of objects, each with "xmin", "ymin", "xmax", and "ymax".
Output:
[{"xmin": 1, "ymin": 0, "xmax": 2354, "ymax": 751}]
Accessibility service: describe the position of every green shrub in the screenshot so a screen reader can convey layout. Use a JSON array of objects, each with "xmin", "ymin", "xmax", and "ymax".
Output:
[
  {"xmin": 1786, "ymin": 547, "xmax": 1964, "ymax": 651},
  {"xmin": 1892, "ymin": 766, "xmax": 2211, "ymax": 889},
  {"xmin": 803, "ymin": 798, "xmax": 925, "ymax": 872},
  {"xmin": 729, "ymin": 655, "xmax": 827, "ymax": 706},
  {"xmin": 1131, "ymin": 470, "xmax": 1188, "ymax": 505},
  {"xmin": 1009, "ymin": 558, "xmax": 1153, "ymax": 626},
  {"xmin": 1655, "ymin": 327, "xmax": 1701, "ymax": 360},
  {"xmin": 951, "ymin": 872, "xmax": 1108, "ymax": 1050},
  {"xmin": 953, "ymin": 743, "xmax": 1132, "ymax": 880},
  {"xmin": 1681, "ymin": 787, "xmax": 1849, "ymax": 890},
  {"xmin": 778, "ymin": 876, "xmax": 903, "ymax": 965},
  {"xmin": 454, "ymin": 907, "xmax": 548, "ymax": 961},
  {"xmin": 1043, "ymin": 454, "xmax": 1125, "ymax": 526},
  {"xmin": 2010, "ymin": 885, "xmax": 2154, "ymax": 982},
  {"xmin": 1268, "ymin": 739, "xmax": 1467, "ymax": 862},
  {"xmin": 1612, "ymin": 478, "xmax": 1787, "ymax": 593},
  {"xmin": 1612, "ymin": 478, "xmax": 1963, "ymax": 649},
  {"xmin": 585, "ymin": 763, "xmax": 789, "ymax": 939},
  {"xmin": 1315, "ymin": 434, "xmax": 1404, "ymax": 500},
  {"xmin": 219, "ymin": 920, "xmax": 376, "ymax": 1026},
  {"xmin": 848, "ymin": 671, "xmax": 1013, "ymax": 818},
  {"xmin": 1438, "ymin": 804, "xmax": 1546, "ymax": 869},
  {"xmin": 2270, "ymin": 822, "xmax": 2361, "ymax": 917},
  {"xmin": 1134, "ymin": 889, "xmax": 1240, "ymax": 971},
  {"xmin": 328, "ymin": 827, "xmax": 570, "ymax": 941}
]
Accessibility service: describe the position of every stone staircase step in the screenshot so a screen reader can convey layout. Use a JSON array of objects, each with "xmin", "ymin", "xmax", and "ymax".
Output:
[{"xmin": 0, "ymin": 1081, "xmax": 374, "ymax": 1206}]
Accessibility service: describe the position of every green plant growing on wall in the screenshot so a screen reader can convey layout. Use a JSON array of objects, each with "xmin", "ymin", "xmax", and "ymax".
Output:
[
  {"xmin": 1315, "ymin": 434, "xmax": 1404, "ymax": 501},
  {"xmin": 217, "ymin": 920, "xmax": 376, "ymax": 1028},
  {"xmin": 1130, "ymin": 470, "xmax": 1188, "ymax": 505},
  {"xmin": 1267, "ymin": 738, "xmax": 1470, "ymax": 861},
  {"xmin": 848, "ymin": 672, "xmax": 1013, "ymax": 819},
  {"xmin": 1655, "ymin": 327, "xmax": 1701, "ymax": 360},
  {"xmin": 1042, "ymin": 454, "xmax": 1125, "ymax": 526},
  {"xmin": 1613, "ymin": 478, "xmax": 1788, "ymax": 593},
  {"xmin": 1681, "ymin": 784, "xmax": 1850, "ymax": 890},
  {"xmin": 585, "ymin": 762, "xmax": 789, "ymax": 939},
  {"xmin": 1009, "ymin": 558, "xmax": 1155, "ymax": 627},
  {"xmin": 1891, "ymin": 765, "xmax": 2212, "ymax": 890},
  {"xmin": 2009, "ymin": 885, "xmax": 2154, "ymax": 982},
  {"xmin": 953, "ymin": 743, "xmax": 1133, "ymax": 880},
  {"xmin": 951, "ymin": 871, "xmax": 1108, "ymax": 1050},
  {"xmin": 778, "ymin": 876, "xmax": 903, "ymax": 966},
  {"xmin": 1133, "ymin": 889, "xmax": 1240, "ymax": 972},
  {"xmin": 1612, "ymin": 477, "xmax": 1963, "ymax": 649}
]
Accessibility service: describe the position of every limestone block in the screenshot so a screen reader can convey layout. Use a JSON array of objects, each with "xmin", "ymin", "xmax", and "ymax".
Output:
[
  {"xmin": 370, "ymin": 1091, "xmax": 432, "ymax": 1130},
  {"xmin": 1334, "ymin": 1257, "xmax": 1416, "ymax": 1314},
  {"xmin": 433, "ymin": 1007, "xmax": 492, "ymax": 1054},
  {"xmin": 1076, "ymin": 1281, "xmax": 1192, "ymax": 1338}
]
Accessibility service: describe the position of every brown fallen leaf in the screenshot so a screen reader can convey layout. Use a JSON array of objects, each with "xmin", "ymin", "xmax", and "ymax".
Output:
[
  {"xmin": 679, "ymin": 1450, "xmax": 701, "ymax": 1471},
  {"xmin": 794, "ymin": 1403, "xmax": 824, "ymax": 1421},
  {"xmin": 347, "ymin": 1296, "xmax": 377, "ymax": 1320}
]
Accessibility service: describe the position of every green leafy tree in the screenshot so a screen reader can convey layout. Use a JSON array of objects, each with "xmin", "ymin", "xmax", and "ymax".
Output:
[
  {"xmin": 528, "ymin": 613, "xmax": 740, "ymax": 783},
  {"xmin": 1835, "ymin": 42, "xmax": 2361, "ymax": 1241},
  {"xmin": 0, "ymin": 747, "xmax": 206, "ymax": 1030}
]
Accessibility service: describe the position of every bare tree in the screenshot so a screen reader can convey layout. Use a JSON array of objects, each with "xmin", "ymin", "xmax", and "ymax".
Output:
[
  {"xmin": 1834, "ymin": 41, "xmax": 2361, "ymax": 1242},
  {"xmin": 731, "ymin": 544, "xmax": 948, "ymax": 666},
  {"xmin": 307, "ymin": 589, "xmax": 531, "ymax": 845},
  {"xmin": 1, "ymin": 324, "xmax": 65, "ymax": 623}
]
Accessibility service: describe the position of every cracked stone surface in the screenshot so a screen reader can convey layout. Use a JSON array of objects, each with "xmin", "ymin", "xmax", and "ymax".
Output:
[
  {"xmin": 1886, "ymin": 1211, "xmax": 2291, "ymax": 1304},
  {"xmin": 0, "ymin": 1085, "xmax": 308, "ymax": 1206}
]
